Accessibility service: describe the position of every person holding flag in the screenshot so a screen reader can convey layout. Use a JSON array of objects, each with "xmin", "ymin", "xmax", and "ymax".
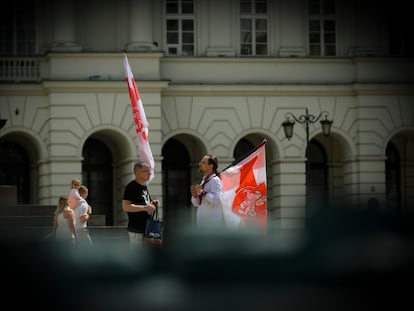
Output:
[
  {"xmin": 122, "ymin": 54, "xmax": 159, "ymax": 248},
  {"xmin": 191, "ymin": 154, "xmax": 225, "ymax": 229}
]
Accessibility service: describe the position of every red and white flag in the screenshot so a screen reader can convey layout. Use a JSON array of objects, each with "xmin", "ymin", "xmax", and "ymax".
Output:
[
  {"xmin": 123, "ymin": 54, "xmax": 154, "ymax": 182},
  {"xmin": 221, "ymin": 140, "xmax": 267, "ymax": 234}
]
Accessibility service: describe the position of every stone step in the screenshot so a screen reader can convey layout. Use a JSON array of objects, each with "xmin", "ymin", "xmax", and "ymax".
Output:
[
  {"xmin": 0, "ymin": 204, "xmax": 127, "ymax": 246},
  {"xmin": 0, "ymin": 204, "xmax": 56, "ymax": 216},
  {"xmin": 2, "ymin": 225, "xmax": 129, "ymax": 245},
  {"xmin": 0, "ymin": 214, "xmax": 106, "ymax": 227}
]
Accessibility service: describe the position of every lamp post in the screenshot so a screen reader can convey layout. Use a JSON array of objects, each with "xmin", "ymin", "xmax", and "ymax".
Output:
[{"xmin": 282, "ymin": 108, "xmax": 333, "ymax": 211}]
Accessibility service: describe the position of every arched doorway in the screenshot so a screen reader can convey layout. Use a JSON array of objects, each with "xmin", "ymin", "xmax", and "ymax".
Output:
[
  {"xmin": 307, "ymin": 139, "xmax": 329, "ymax": 216},
  {"xmin": 234, "ymin": 138, "xmax": 255, "ymax": 160},
  {"xmin": 0, "ymin": 142, "xmax": 30, "ymax": 204},
  {"xmin": 386, "ymin": 142, "xmax": 401, "ymax": 215},
  {"xmin": 162, "ymin": 138, "xmax": 191, "ymax": 237},
  {"xmin": 82, "ymin": 138, "xmax": 114, "ymax": 225}
]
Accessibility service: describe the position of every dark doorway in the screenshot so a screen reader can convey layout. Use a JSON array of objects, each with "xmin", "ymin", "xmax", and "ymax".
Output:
[
  {"xmin": 0, "ymin": 142, "xmax": 30, "ymax": 204},
  {"xmin": 307, "ymin": 139, "xmax": 329, "ymax": 216},
  {"xmin": 82, "ymin": 138, "xmax": 113, "ymax": 225},
  {"xmin": 162, "ymin": 138, "xmax": 191, "ymax": 237},
  {"xmin": 234, "ymin": 138, "xmax": 254, "ymax": 161},
  {"xmin": 386, "ymin": 142, "xmax": 401, "ymax": 215}
]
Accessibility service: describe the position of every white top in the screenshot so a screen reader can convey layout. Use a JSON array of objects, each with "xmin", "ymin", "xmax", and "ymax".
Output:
[
  {"xmin": 191, "ymin": 175, "xmax": 225, "ymax": 229},
  {"xmin": 55, "ymin": 212, "xmax": 74, "ymax": 241},
  {"xmin": 73, "ymin": 199, "xmax": 89, "ymax": 230}
]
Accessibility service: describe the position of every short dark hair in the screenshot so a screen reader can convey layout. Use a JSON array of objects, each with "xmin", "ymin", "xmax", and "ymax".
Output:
[
  {"xmin": 79, "ymin": 185, "xmax": 88, "ymax": 194},
  {"xmin": 134, "ymin": 161, "xmax": 150, "ymax": 173}
]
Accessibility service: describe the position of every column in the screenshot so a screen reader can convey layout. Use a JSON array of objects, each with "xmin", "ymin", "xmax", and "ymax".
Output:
[
  {"xmin": 345, "ymin": 157, "xmax": 387, "ymax": 208},
  {"xmin": 49, "ymin": 0, "xmax": 81, "ymax": 52},
  {"xmin": 278, "ymin": 0, "xmax": 306, "ymax": 57},
  {"xmin": 205, "ymin": 0, "xmax": 236, "ymax": 57},
  {"xmin": 126, "ymin": 0, "xmax": 158, "ymax": 51},
  {"xmin": 277, "ymin": 159, "xmax": 307, "ymax": 231}
]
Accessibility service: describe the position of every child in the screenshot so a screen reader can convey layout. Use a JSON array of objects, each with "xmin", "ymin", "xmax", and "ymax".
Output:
[{"xmin": 68, "ymin": 178, "xmax": 84, "ymax": 209}]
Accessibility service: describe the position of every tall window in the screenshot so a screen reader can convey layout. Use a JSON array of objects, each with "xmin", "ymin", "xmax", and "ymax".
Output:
[
  {"xmin": 388, "ymin": 1, "xmax": 414, "ymax": 56},
  {"xmin": 166, "ymin": 0, "xmax": 195, "ymax": 56},
  {"xmin": 0, "ymin": 1, "xmax": 36, "ymax": 56},
  {"xmin": 308, "ymin": 0, "xmax": 336, "ymax": 56},
  {"xmin": 240, "ymin": 0, "xmax": 268, "ymax": 56}
]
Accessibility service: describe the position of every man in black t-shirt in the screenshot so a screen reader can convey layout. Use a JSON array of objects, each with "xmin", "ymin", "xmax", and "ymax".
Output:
[{"xmin": 122, "ymin": 162, "xmax": 159, "ymax": 249}]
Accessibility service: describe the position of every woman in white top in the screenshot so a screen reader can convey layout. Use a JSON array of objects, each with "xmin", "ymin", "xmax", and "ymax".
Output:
[{"xmin": 52, "ymin": 196, "xmax": 79, "ymax": 246}]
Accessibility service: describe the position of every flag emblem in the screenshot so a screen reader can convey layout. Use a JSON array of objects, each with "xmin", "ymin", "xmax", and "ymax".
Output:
[{"xmin": 221, "ymin": 140, "xmax": 267, "ymax": 233}]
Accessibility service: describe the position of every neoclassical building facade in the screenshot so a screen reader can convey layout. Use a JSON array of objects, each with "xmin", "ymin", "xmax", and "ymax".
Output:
[{"xmin": 0, "ymin": 0, "xmax": 413, "ymax": 234}]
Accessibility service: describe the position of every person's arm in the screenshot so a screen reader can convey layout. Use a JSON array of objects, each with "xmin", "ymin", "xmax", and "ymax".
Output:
[
  {"xmin": 190, "ymin": 183, "xmax": 203, "ymax": 206},
  {"xmin": 191, "ymin": 188, "xmax": 200, "ymax": 206},
  {"xmin": 70, "ymin": 188, "xmax": 83, "ymax": 201},
  {"xmin": 122, "ymin": 200, "xmax": 156, "ymax": 213},
  {"xmin": 79, "ymin": 203, "xmax": 89, "ymax": 224},
  {"xmin": 80, "ymin": 214, "xmax": 89, "ymax": 224}
]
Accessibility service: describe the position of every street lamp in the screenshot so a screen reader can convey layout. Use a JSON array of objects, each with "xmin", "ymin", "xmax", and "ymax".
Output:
[
  {"xmin": 281, "ymin": 108, "xmax": 333, "ymax": 213},
  {"xmin": 282, "ymin": 108, "xmax": 332, "ymax": 142}
]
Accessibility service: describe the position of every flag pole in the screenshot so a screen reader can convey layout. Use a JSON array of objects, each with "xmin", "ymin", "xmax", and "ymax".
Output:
[{"xmin": 219, "ymin": 139, "xmax": 267, "ymax": 174}]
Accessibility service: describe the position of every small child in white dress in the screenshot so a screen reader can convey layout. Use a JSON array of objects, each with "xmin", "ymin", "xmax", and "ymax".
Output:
[{"xmin": 68, "ymin": 178, "xmax": 84, "ymax": 209}]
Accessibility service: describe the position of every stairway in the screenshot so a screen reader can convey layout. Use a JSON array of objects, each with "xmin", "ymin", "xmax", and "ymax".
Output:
[{"xmin": 0, "ymin": 204, "xmax": 128, "ymax": 247}]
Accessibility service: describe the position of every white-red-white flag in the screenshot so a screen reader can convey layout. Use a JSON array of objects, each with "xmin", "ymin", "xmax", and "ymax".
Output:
[
  {"xmin": 123, "ymin": 54, "xmax": 154, "ymax": 182},
  {"xmin": 221, "ymin": 140, "xmax": 267, "ymax": 234}
]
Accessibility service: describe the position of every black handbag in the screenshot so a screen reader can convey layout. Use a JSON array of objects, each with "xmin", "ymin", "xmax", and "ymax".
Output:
[{"xmin": 144, "ymin": 207, "xmax": 163, "ymax": 241}]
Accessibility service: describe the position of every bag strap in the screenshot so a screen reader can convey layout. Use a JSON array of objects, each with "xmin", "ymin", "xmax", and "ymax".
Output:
[
  {"xmin": 146, "ymin": 186, "xmax": 160, "ymax": 221},
  {"xmin": 152, "ymin": 206, "xmax": 159, "ymax": 220}
]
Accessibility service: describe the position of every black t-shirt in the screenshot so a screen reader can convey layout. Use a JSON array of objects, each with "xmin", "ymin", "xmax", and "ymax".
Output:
[{"xmin": 122, "ymin": 180, "xmax": 151, "ymax": 233}]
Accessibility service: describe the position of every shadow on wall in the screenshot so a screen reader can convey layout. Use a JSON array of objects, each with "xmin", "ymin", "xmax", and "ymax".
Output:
[{"xmin": 2, "ymin": 202, "xmax": 414, "ymax": 310}]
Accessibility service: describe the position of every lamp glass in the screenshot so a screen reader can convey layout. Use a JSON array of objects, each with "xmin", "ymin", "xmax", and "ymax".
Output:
[
  {"xmin": 282, "ymin": 120, "xmax": 294, "ymax": 140},
  {"xmin": 320, "ymin": 119, "xmax": 332, "ymax": 137}
]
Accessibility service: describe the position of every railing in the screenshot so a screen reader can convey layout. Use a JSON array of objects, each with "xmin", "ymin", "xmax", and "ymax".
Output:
[{"xmin": 0, "ymin": 57, "xmax": 40, "ymax": 82}]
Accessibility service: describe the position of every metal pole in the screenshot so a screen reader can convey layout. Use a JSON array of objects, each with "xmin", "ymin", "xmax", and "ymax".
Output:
[{"xmin": 305, "ymin": 108, "xmax": 310, "ymax": 210}]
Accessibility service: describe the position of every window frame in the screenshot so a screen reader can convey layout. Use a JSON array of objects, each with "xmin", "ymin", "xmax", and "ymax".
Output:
[
  {"xmin": 0, "ymin": 1, "xmax": 36, "ymax": 56},
  {"xmin": 308, "ymin": 0, "xmax": 336, "ymax": 57},
  {"xmin": 239, "ymin": 0, "xmax": 269, "ymax": 57},
  {"xmin": 165, "ymin": 0, "xmax": 196, "ymax": 56}
]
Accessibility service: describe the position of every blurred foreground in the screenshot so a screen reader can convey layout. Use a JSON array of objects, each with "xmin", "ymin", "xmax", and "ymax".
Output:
[{"xmin": 2, "ymin": 206, "xmax": 414, "ymax": 310}]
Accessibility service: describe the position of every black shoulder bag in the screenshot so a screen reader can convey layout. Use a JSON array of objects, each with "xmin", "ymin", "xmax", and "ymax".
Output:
[{"xmin": 144, "ymin": 205, "xmax": 163, "ymax": 248}]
